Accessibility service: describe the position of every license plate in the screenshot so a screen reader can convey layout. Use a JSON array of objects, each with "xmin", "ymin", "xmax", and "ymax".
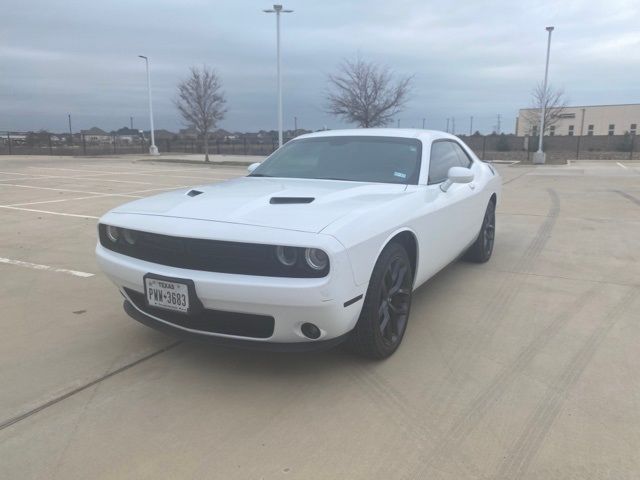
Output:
[{"xmin": 144, "ymin": 277, "xmax": 190, "ymax": 313}]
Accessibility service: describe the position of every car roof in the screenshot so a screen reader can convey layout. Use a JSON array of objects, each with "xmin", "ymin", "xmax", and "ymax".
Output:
[{"xmin": 294, "ymin": 128, "xmax": 459, "ymax": 143}]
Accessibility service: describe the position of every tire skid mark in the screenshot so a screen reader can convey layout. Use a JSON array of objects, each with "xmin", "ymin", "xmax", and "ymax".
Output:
[
  {"xmin": 349, "ymin": 363, "xmax": 485, "ymax": 479},
  {"xmin": 612, "ymin": 190, "xmax": 640, "ymax": 207},
  {"xmin": 494, "ymin": 287, "xmax": 639, "ymax": 479},
  {"xmin": 348, "ymin": 364, "xmax": 433, "ymax": 442},
  {"xmin": 405, "ymin": 287, "xmax": 597, "ymax": 480},
  {"xmin": 427, "ymin": 189, "xmax": 560, "ymax": 418}
]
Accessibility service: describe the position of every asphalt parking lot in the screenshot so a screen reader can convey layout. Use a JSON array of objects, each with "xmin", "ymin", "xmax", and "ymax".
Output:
[{"xmin": 0, "ymin": 155, "xmax": 639, "ymax": 479}]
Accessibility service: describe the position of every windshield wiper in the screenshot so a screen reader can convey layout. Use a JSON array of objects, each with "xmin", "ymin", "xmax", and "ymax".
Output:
[{"xmin": 249, "ymin": 173, "xmax": 273, "ymax": 177}]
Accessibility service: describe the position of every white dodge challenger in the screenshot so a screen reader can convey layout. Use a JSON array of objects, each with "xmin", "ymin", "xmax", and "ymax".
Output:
[{"xmin": 96, "ymin": 129, "xmax": 501, "ymax": 358}]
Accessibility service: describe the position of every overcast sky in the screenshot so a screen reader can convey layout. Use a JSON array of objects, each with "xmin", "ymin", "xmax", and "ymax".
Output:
[{"xmin": 2, "ymin": 0, "xmax": 639, "ymax": 134}]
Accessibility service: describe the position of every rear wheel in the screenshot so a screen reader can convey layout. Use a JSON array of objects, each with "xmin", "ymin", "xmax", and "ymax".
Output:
[
  {"xmin": 348, "ymin": 242, "xmax": 413, "ymax": 359},
  {"xmin": 464, "ymin": 200, "xmax": 496, "ymax": 263}
]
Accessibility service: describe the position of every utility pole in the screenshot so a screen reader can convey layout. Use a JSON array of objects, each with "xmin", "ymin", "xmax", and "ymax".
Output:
[
  {"xmin": 469, "ymin": 116, "xmax": 473, "ymax": 135},
  {"xmin": 397, "ymin": 119, "xmax": 400, "ymax": 128},
  {"xmin": 422, "ymin": 118, "xmax": 426, "ymax": 129},
  {"xmin": 294, "ymin": 115, "xmax": 297, "ymax": 133},
  {"xmin": 534, "ymin": 26, "xmax": 555, "ymax": 164},
  {"xmin": 452, "ymin": 117, "xmax": 456, "ymax": 135},
  {"xmin": 130, "ymin": 116, "xmax": 134, "ymax": 130},
  {"xmin": 446, "ymin": 118, "xmax": 450, "ymax": 133},
  {"xmin": 68, "ymin": 114, "xmax": 73, "ymax": 145},
  {"xmin": 496, "ymin": 114, "xmax": 501, "ymax": 134}
]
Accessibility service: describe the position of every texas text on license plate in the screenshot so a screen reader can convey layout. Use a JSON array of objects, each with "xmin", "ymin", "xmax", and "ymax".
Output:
[{"xmin": 145, "ymin": 277, "xmax": 190, "ymax": 313}]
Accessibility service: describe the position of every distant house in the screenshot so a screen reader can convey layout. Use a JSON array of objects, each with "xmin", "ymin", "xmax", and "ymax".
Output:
[
  {"xmin": 179, "ymin": 127, "xmax": 198, "ymax": 139},
  {"xmin": 81, "ymin": 127, "xmax": 111, "ymax": 143},
  {"xmin": 111, "ymin": 127, "xmax": 142, "ymax": 144},
  {"xmin": 152, "ymin": 129, "xmax": 176, "ymax": 140}
]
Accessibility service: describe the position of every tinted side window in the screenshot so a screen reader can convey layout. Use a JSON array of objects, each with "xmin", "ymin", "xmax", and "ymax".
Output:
[
  {"xmin": 450, "ymin": 142, "xmax": 473, "ymax": 168},
  {"xmin": 428, "ymin": 141, "xmax": 459, "ymax": 184}
]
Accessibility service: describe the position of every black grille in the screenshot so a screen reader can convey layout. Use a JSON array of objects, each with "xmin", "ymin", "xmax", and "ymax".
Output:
[
  {"xmin": 98, "ymin": 224, "xmax": 328, "ymax": 278},
  {"xmin": 124, "ymin": 288, "xmax": 274, "ymax": 338}
]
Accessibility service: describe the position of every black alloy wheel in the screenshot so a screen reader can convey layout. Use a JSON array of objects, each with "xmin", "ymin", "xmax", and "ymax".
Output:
[
  {"xmin": 348, "ymin": 242, "xmax": 413, "ymax": 359},
  {"xmin": 464, "ymin": 200, "xmax": 496, "ymax": 263},
  {"xmin": 378, "ymin": 256, "xmax": 412, "ymax": 346}
]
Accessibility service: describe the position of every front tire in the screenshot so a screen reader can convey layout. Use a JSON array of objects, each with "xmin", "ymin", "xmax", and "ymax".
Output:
[
  {"xmin": 348, "ymin": 242, "xmax": 413, "ymax": 359},
  {"xmin": 464, "ymin": 199, "xmax": 496, "ymax": 263}
]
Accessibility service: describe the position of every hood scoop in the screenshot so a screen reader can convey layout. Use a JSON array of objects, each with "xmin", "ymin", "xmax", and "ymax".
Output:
[
  {"xmin": 270, "ymin": 196, "xmax": 315, "ymax": 205},
  {"xmin": 186, "ymin": 189, "xmax": 204, "ymax": 197}
]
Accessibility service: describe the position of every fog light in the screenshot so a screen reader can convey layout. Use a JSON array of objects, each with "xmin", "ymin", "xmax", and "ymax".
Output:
[
  {"xmin": 106, "ymin": 225, "xmax": 120, "ymax": 243},
  {"xmin": 301, "ymin": 322, "xmax": 321, "ymax": 340}
]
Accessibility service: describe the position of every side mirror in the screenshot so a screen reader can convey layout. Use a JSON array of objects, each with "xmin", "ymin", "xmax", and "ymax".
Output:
[
  {"xmin": 440, "ymin": 166, "xmax": 474, "ymax": 192},
  {"xmin": 247, "ymin": 162, "xmax": 260, "ymax": 173}
]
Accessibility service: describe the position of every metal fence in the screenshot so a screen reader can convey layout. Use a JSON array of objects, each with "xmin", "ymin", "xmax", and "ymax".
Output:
[
  {"xmin": 1, "ymin": 131, "xmax": 638, "ymax": 162},
  {"xmin": 0, "ymin": 132, "xmax": 295, "ymax": 157}
]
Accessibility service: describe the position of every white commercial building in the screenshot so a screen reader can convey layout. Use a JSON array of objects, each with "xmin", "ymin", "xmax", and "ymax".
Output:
[{"xmin": 516, "ymin": 103, "xmax": 640, "ymax": 137}]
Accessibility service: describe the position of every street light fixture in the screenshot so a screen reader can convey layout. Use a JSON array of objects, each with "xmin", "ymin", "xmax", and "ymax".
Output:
[
  {"xmin": 533, "ymin": 26, "xmax": 554, "ymax": 165},
  {"xmin": 263, "ymin": 4, "xmax": 293, "ymax": 148},
  {"xmin": 138, "ymin": 55, "xmax": 159, "ymax": 155}
]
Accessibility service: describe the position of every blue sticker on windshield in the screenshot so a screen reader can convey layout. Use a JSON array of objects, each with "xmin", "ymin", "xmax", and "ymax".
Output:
[{"xmin": 394, "ymin": 172, "xmax": 407, "ymax": 179}]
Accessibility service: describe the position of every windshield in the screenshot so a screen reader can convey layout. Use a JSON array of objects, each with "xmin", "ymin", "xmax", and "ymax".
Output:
[{"xmin": 250, "ymin": 136, "xmax": 422, "ymax": 184}]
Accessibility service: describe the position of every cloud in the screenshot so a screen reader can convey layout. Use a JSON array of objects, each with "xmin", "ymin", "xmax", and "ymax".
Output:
[{"xmin": 2, "ymin": 0, "xmax": 639, "ymax": 134}]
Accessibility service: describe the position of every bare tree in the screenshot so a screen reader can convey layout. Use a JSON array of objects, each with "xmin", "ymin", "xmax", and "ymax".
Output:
[
  {"xmin": 522, "ymin": 83, "xmax": 568, "ymax": 135},
  {"xmin": 325, "ymin": 57, "xmax": 413, "ymax": 128},
  {"xmin": 175, "ymin": 66, "xmax": 227, "ymax": 162}
]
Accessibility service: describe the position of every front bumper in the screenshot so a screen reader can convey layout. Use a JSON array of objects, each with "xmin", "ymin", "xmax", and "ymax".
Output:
[
  {"xmin": 96, "ymin": 242, "xmax": 365, "ymax": 345},
  {"xmin": 123, "ymin": 300, "xmax": 351, "ymax": 351}
]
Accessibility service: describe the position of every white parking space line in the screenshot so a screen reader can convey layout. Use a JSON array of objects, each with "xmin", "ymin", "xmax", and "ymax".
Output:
[
  {"xmin": 0, "ymin": 257, "xmax": 94, "ymax": 278},
  {"xmin": 617, "ymin": 162, "xmax": 628, "ymax": 169},
  {"xmin": 1, "ymin": 171, "xmax": 194, "ymax": 187},
  {"xmin": 0, "ymin": 205, "xmax": 99, "ymax": 219},
  {"xmin": 0, "ymin": 170, "xmax": 120, "ymax": 180},
  {"xmin": 5, "ymin": 193, "xmax": 143, "ymax": 207},
  {"xmin": 30, "ymin": 166, "xmax": 236, "ymax": 181},
  {"xmin": 72, "ymin": 177, "xmax": 179, "ymax": 186},
  {"xmin": 0, "ymin": 183, "xmax": 141, "ymax": 197},
  {"xmin": 124, "ymin": 185, "xmax": 192, "ymax": 194},
  {"xmin": 78, "ymin": 164, "xmax": 227, "ymax": 173}
]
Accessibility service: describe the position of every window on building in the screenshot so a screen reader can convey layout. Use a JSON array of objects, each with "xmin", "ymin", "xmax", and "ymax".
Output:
[
  {"xmin": 549, "ymin": 126, "xmax": 555, "ymax": 136},
  {"xmin": 587, "ymin": 124, "xmax": 594, "ymax": 136},
  {"xmin": 608, "ymin": 124, "xmax": 615, "ymax": 136},
  {"xmin": 631, "ymin": 124, "xmax": 637, "ymax": 135},
  {"xmin": 568, "ymin": 125, "xmax": 574, "ymax": 136}
]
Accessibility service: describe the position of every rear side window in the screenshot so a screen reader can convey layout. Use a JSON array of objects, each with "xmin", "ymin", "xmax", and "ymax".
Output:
[{"xmin": 428, "ymin": 141, "xmax": 459, "ymax": 184}]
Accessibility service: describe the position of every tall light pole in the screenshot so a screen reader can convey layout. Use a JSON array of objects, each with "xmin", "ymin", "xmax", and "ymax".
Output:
[
  {"xmin": 263, "ymin": 4, "xmax": 293, "ymax": 148},
  {"xmin": 534, "ymin": 26, "xmax": 554, "ymax": 165},
  {"xmin": 138, "ymin": 55, "xmax": 159, "ymax": 155}
]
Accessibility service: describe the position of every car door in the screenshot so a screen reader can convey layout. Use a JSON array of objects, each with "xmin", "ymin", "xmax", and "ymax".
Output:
[
  {"xmin": 449, "ymin": 140, "xmax": 487, "ymax": 233},
  {"xmin": 413, "ymin": 140, "xmax": 481, "ymax": 280}
]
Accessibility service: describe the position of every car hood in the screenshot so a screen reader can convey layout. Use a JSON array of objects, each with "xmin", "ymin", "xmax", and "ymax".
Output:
[{"xmin": 111, "ymin": 177, "xmax": 408, "ymax": 233}]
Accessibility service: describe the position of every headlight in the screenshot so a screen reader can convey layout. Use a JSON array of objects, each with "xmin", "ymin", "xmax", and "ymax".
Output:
[
  {"xmin": 106, "ymin": 225, "xmax": 120, "ymax": 243},
  {"xmin": 305, "ymin": 248, "xmax": 329, "ymax": 270},
  {"xmin": 123, "ymin": 229, "xmax": 137, "ymax": 245},
  {"xmin": 276, "ymin": 245, "xmax": 298, "ymax": 266}
]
